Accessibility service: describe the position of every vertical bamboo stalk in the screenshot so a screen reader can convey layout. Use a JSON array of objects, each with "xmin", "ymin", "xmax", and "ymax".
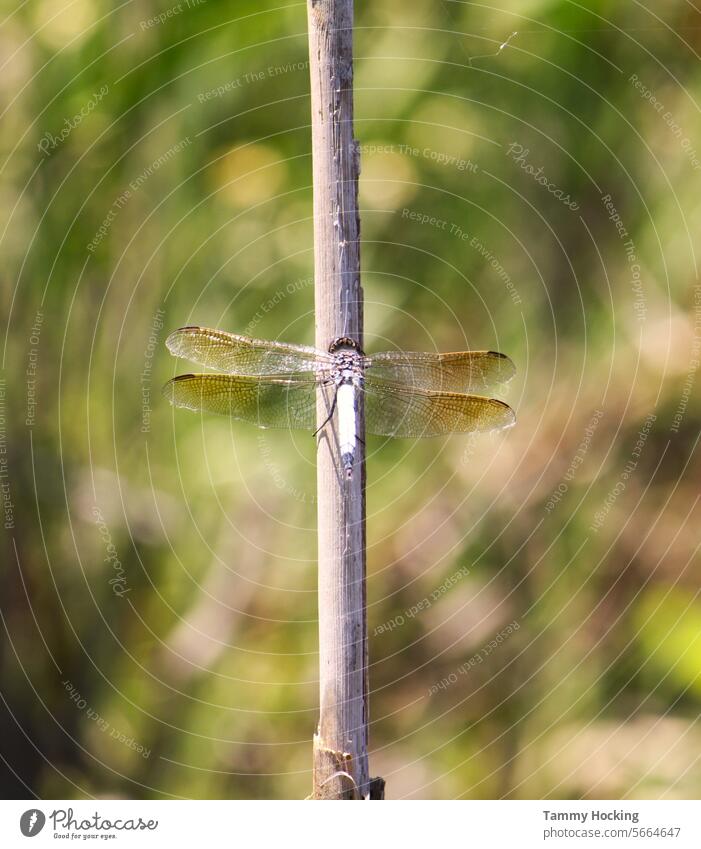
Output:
[{"xmin": 307, "ymin": 0, "xmax": 377, "ymax": 800}]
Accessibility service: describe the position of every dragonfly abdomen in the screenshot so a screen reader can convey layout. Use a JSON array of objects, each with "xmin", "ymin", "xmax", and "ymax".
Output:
[{"xmin": 337, "ymin": 381, "xmax": 357, "ymax": 478}]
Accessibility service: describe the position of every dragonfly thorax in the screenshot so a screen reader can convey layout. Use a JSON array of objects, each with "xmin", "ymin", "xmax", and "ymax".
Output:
[{"xmin": 330, "ymin": 348, "xmax": 363, "ymax": 387}]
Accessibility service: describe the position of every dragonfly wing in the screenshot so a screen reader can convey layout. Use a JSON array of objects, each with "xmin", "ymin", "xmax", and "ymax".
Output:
[
  {"xmin": 363, "ymin": 350, "xmax": 515, "ymax": 393},
  {"xmin": 166, "ymin": 326, "xmax": 331, "ymax": 376},
  {"xmin": 363, "ymin": 377, "xmax": 515, "ymax": 438},
  {"xmin": 163, "ymin": 374, "xmax": 318, "ymax": 430}
]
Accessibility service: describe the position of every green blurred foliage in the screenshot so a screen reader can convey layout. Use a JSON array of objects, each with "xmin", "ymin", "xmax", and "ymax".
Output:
[{"xmin": 1, "ymin": 0, "xmax": 700, "ymax": 799}]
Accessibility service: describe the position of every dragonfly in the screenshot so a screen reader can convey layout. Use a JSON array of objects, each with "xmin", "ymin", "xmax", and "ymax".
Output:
[{"xmin": 163, "ymin": 326, "xmax": 516, "ymax": 478}]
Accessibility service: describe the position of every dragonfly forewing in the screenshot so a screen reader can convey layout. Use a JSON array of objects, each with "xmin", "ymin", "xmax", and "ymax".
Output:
[
  {"xmin": 163, "ymin": 373, "xmax": 318, "ymax": 430},
  {"xmin": 363, "ymin": 350, "xmax": 515, "ymax": 393},
  {"xmin": 363, "ymin": 376, "xmax": 515, "ymax": 438},
  {"xmin": 166, "ymin": 326, "xmax": 331, "ymax": 376}
]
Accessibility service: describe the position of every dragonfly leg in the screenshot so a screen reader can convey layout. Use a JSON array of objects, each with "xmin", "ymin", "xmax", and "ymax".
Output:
[{"xmin": 313, "ymin": 386, "xmax": 338, "ymax": 437}]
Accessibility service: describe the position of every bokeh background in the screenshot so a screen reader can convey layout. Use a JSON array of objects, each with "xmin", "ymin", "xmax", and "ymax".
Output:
[{"xmin": 2, "ymin": 0, "xmax": 701, "ymax": 800}]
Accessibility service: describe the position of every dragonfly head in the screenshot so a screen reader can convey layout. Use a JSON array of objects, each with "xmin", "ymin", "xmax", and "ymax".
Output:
[{"xmin": 328, "ymin": 336, "xmax": 364, "ymax": 355}]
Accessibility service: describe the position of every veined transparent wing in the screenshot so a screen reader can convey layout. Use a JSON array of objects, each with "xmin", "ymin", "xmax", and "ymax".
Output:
[
  {"xmin": 363, "ymin": 350, "xmax": 515, "ymax": 393},
  {"xmin": 163, "ymin": 373, "xmax": 317, "ymax": 430},
  {"xmin": 363, "ymin": 376, "xmax": 515, "ymax": 438},
  {"xmin": 166, "ymin": 326, "xmax": 331, "ymax": 376}
]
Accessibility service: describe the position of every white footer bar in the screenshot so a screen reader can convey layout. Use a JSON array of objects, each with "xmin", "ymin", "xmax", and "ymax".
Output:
[{"xmin": 2, "ymin": 800, "xmax": 700, "ymax": 848}]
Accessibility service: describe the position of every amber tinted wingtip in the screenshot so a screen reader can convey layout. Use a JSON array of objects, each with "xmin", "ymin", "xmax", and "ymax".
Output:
[
  {"xmin": 162, "ymin": 374, "xmax": 192, "ymax": 406},
  {"xmin": 491, "ymin": 398, "xmax": 516, "ymax": 430},
  {"xmin": 487, "ymin": 351, "xmax": 516, "ymax": 382},
  {"xmin": 164, "ymin": 329, "xmax": 182, "ymax": 356},
  {"xmin": 161, "ymin": 377, "xmax": 176, "ymax": 404},
  {"xmin": 165, "ymin": 326, "xmax": 202, "ymax": 356}
]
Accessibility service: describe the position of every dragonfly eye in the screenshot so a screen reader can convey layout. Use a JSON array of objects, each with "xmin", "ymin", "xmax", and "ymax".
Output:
[{"xmin": 329, "ymin": 336, "xmax": 364, "ymax": 354}]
